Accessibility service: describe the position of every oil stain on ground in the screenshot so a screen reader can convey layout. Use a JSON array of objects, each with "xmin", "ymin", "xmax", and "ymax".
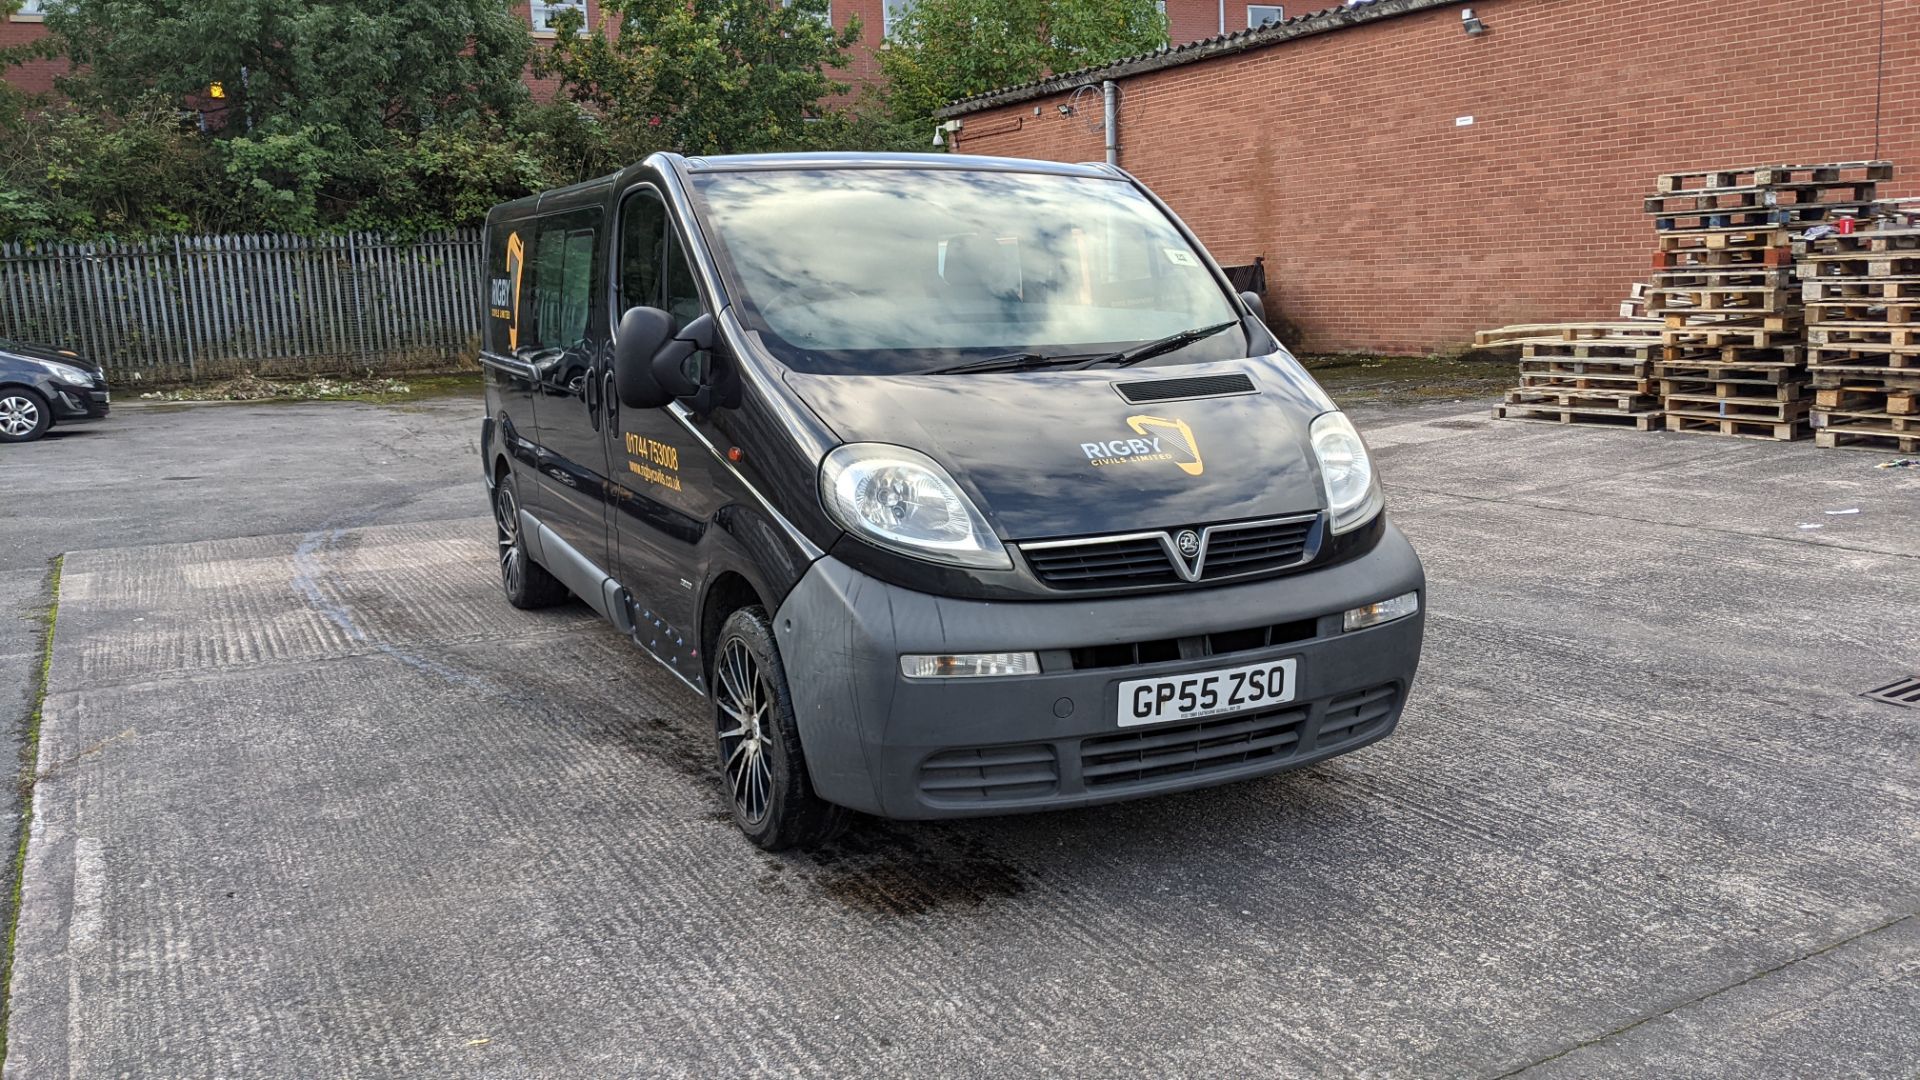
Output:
[{"xmin": 797, "ymin": 825, "xmax": 1027, "ymax": 917}]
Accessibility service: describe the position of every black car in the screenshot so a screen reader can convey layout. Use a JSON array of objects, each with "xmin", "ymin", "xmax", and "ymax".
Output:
[
  {"xmin": 0, "ymin": 338, "xmax": 110, "ymax": 443},
  {"xmin": 478, "ymin": 153, "xmax": 1425, "ymax": 849}
]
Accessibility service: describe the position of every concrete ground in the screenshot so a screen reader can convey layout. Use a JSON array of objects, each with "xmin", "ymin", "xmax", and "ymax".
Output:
[{"xmin": 3, "ymin": 391, "xmax": 1918, "ymax": 1077}]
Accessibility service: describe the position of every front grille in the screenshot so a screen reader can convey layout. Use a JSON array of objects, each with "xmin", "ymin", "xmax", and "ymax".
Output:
[
  {"xmin": 1023, "ymin": 535, "xmax": 1182, "ymax": 588},
  {"xmin": 1020, "ymin": 514, "xmax": 1320, "ymax": 591},
  {"xmin": 1066, "ymin": 617, "xmax": 1318, "ymax": 672},
  {"xmin": 1114, "ymin": 373, "xmax": 1258, "ymax": 404},
  {"xmin": 1317, "ymin": 684, "xmax": 1400, "ymax": 746},
  {"xmin": 918, "ymin": 743, "xmax": 1059, "ymax": 803},
  {"xmin": 1201, "ymin": 518, "xmax": 1315, "ymax": 576},
  {"xmin": 1081, "ymin": 705, "xmax": 1309, "ymax": 789}
]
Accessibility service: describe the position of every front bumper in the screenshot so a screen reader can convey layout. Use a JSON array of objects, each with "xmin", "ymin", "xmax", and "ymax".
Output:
[
  {"xmin": 775, "ymin": 521, "xmax": 1425, "ymax": 819},
  {"xmin": 49, "ymin": 384, "xmax": 109, "ymax": 421}
]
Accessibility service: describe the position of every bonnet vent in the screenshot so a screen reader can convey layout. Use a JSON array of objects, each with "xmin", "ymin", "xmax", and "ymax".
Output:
[{"xmin": 1114, "ymin": 373, "xmax": 1257, "ymax": 405}]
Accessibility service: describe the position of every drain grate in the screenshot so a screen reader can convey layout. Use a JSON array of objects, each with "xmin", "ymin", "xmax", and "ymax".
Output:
[{"xmin": 1863, "ymin": 676, "xmax": 1920, "ymax": 709}]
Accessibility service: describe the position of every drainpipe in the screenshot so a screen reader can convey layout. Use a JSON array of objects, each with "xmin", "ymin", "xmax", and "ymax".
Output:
[{"xmin": 1103, "ymin": 80, "xmax": 1118, "ymax": 167}]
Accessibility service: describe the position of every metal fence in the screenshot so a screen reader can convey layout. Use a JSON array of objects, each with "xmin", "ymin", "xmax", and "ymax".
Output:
[{"xmin": 0, "ymin": 230, "xmax": 485, "ymax": 382}]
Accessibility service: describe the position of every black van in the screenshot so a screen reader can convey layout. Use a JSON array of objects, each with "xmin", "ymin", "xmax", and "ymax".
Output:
[{"xmin": 478, "ymin": 153, "xmax": 1424, "ymax": 849}]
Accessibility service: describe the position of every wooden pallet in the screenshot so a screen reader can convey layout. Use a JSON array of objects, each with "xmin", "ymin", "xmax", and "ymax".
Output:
[
  {"xmin": 1525, "ymin": 372, "xmax": 1655, "ymax": 394},
  {"xmin": 1504, "ymin": 387, "xmax": 1658, "ymax": 411},
  {"xmin": 1797, "ymin": 253, "xmax": 1920, "ymax": 279},
  {"xmin": 1807, "ymin": 345, "xmax": 1920, "ymax": 368},
  {"xmin": 1811, "ymin": 409, "xmax": 1919, "ymax": 452},
  {"xmin": 1658, "ymin": 377, "xmax": 1807, "ymax": 400},
  {"xmin": 1815, "ymin": 384, "xmax": 1918, "ymax": 414},
  {"xmin": 1656, "ymin": 161, "xmax": 1892, "ymax": 193},
  {"xmin": 1662, "ymin": 394, "xmax": 1811, "ymax": 423},
  {"xmin": 1662, "ymin": 326, "xmax": 1801, "ymax": 350},
  {"xmin": 1645, "ymin": 184, "xmax": 1881, "ymax": 214},
  {"xmin": 1646, "ymin": 291, "xmax": 1798, "ymax": 318},
  {"xmin": 1657, "ymin": 227, "xmax": 1793, "ymax": 254},
  {"xmin": 1651, "ymin": 203, "xmax": 1876, "ymax": 233},
  {"xmin": 1653, "ymin": 245, "xmax": 1793, "ymax": 270},
  {"xmin": 1663, "ymin": 414, "xmax": 1809, "ymax": 440},
  {"xmin": 1802, "ymin": 276, "xmax": 1920, "ymax": 302},
  {"xmin": 1814, "ymin": 428, "xmax": 1920, "ymax": 452},
  {"xmin": 1519, "ymin": 341, "xmax": 1659, "ymax": 361},
  {"xmin": 1494, "ymin": 403, "xmax": 1662, "ymax": 430},
  {"xmin": 1808, "ymin": 325, "xmax": 1920, "ymax": 348},
  {"xmin": 1796, "ymin": 227, "xmax": 1920, "ymax": 255},
  {"xmin": 1805, "ymin": 299, "xmax": 1920, "ymax": 323},
  {"xmin": 1654, "ymin": 266, "xmax": 1795, "ymax": 288},
  {"xmin": 1475, "ymin": 323, "xmax": 1665, "ymax": 347},
  {"xmin": 1809, "ymin": 366, "xmax": 1920, "ymax": 391}
]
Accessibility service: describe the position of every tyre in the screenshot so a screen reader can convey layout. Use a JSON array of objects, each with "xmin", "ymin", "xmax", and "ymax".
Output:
[
  {"xmin": 712, "ymin": 606, "xmax": 850, "ymax": 850},
  {"xmin": 0, "ymin": 388, "xmax": 51, "ymax": 444},
  {"xmin": 492, "ymin": 470, "xmax": 569, "ymax": 609}
]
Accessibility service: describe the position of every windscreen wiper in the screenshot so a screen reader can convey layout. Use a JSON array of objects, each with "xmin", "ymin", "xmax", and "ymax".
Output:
[
  {"xmin": 919, "ymin": 351, "xmax": 1093, "ymax": 376},
  {"xmin": 1078, "ymin": 320, "xmax": 1240, "ymax": 370}
]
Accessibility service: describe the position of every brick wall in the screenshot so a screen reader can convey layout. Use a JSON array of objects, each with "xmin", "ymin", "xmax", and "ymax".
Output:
[
  {"xmin": 1, "ymin": 13, "xmax": 58, "ymax": 96},
  {"xmin": 947, "ymin": 0, "xmax": 1917, "ymax": 355}
]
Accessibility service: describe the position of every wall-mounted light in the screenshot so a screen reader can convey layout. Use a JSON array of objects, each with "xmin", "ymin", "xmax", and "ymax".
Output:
[
  {"xmin": 1461, "ymin": 8, "xmax": 1486, "ymax": 34},
  {"xmin": 931, "ymin": 119, "xmax": 962, "ymax": 147},
  {"xmin": 1057, "ymin": 103, "xmax": 1075, "ymax": 117}
]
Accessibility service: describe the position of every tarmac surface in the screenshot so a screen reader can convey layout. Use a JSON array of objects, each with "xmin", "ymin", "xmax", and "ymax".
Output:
[{"xmin": 4, "ymin": 394, "xmax": 1919, "ymax": 1077}]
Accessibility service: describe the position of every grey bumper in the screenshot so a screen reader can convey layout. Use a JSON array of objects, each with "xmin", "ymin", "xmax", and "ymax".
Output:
[{"xmin": 774, "ymin": 521, "xmax": 1426, "ymax": 819}]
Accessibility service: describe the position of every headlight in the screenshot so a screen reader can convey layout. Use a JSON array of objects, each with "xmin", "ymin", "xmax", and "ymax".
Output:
[
  {"xmin": 37, "ymin": 360, "xmax": 94, "ymax": 387},
  {"xmin": 1309, "ymin": 411, "xmax": 1382, "ymax": 534},
  {"xmin": 820, "ymin": 443, "xmax": 1011, "ymax": 569}
]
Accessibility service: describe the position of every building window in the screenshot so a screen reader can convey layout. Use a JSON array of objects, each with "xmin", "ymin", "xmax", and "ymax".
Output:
[
  {"xmin": 883, "ymin": 0, "xmax": 909, "ymax": 37},
  {"xmin": 781, "ymin": 0, "xmax": 831, "ymax": 25},
  {"xmin": 1247, "ymin": 4, "xmax": 1283, "ymax": 28},
  {"xmin": 11, "ymin": 0, "xmax": 46, "ymax": 19},
  {"xmin": 530, "ymin": 0, "xmax": 587, "ymax": 36}
]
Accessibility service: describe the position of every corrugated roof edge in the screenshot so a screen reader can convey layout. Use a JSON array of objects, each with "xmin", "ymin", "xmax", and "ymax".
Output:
[{"xmin": 934, "ymin": 0, "xmax": 1463, "ymax": 118}]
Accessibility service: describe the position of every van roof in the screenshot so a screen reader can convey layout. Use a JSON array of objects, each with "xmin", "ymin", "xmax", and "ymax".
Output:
[
  {"xmin": 679, "ymin": 152, "xmax": 1122, "ymax": 178},
  {"xmin": 485, "ymin": 153, "xmax": 1122, "ymax": 222}
]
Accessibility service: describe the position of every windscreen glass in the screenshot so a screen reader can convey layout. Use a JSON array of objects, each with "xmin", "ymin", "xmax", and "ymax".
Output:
[{"xmin": 688, "ymin": 168, "xmax": 1246, "ymax": 375}]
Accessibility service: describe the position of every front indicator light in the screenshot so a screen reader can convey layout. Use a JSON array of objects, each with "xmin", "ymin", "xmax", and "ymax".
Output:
[
  {"xmin": 1344, "ymin": 592, "xmax": 1419, "ymax": 632},
  {"xmin": 899, "ymin": 652, "xmax": 1040, "ymax": 679}
]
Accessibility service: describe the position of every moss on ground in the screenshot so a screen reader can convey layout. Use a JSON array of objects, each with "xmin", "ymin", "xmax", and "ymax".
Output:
[{"xmin": 1299, "ymin": 352, "xmax": 1513, "ymax": 406}]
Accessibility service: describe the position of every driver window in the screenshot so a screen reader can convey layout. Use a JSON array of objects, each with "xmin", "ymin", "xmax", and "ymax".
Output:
[{"xmin": 619, "ymin": 188, "xmax": 667, "ymax": 314}]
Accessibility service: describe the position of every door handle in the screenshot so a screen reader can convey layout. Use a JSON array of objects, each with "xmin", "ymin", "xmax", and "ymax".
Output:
[
  {"xmin": 585, "ymin": 362, "xmax": 601, "ymax": 431},
  {"xmin": 602, "ymin": 370, "xmax": 619, "ymax": 429}
]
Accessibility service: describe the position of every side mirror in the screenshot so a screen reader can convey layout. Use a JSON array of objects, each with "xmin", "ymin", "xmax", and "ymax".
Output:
[
  {"xmin": 650, "ymin": 313, "xmax": 722, "ymax": 412},
  {"xmin": 614, "ymin": 306, "xmax": 676, "ymax": 409},
  {"xmin": 1239, "ymin": 290, "xmax": 1267, "ymax": 325}
]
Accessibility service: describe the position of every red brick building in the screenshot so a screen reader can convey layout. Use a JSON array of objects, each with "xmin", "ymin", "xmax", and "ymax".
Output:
[{"xmin": 938, "ymin": 0, "xmax": 1917, "ymax": 355}]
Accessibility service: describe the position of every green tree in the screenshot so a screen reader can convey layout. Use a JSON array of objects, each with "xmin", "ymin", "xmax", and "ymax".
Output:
[
  {"xmin": 44, "ymin": 0, "xmax": 531, "ymax": 146},
  {"xmin": 537, "ymin": 0, "xmax": 861, "ymax": 157},
  {"xmin": 880, "ymin": 0, "xmax": 1166, "ymax": 134}
]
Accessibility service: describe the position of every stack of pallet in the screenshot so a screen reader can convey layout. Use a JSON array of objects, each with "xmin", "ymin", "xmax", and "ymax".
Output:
[
  {"xmin": 1484, "ymin": 323, "xmax": 1665, "ymax": 429},
  {"xmin": 1644, "ymin": 162, "xmax": 1890, "ymax": 441},
  {"xmin": 1800, "ymin": 226, "xmax": 1920, "ymax": 452}
]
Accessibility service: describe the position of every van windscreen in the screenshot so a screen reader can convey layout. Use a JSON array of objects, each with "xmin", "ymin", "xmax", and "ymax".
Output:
[{"xmin": 688, "ymin": 168, "xmax": 1247, "ymax": 376}]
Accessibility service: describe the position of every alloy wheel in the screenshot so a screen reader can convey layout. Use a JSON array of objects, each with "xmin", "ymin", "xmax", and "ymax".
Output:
[
  {"xmin": 494, "ymin": 483, "xmax": 525, "ymax": 596},
  {"xmin": 716, "ymin": 637, "xmax": 775, "ymax": 825},
  {"xmin": 0, "ymin": 395, "xmax": 39, "ymax": 437}
]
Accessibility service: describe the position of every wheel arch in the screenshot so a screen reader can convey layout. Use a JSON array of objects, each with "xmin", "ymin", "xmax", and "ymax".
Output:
[{"xmin": 699, "ymin": 571, "xmax": 765, "ymax": 687}]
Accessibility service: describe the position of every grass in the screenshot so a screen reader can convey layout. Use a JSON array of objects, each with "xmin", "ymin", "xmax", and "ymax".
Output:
[
  {"xmin": 1299, "ymin": 352, "xmax": 1514, "ymax": 406},
  {"xmin": 0, "ymin": 555, "xmax": 62, "ymax": 1065}
]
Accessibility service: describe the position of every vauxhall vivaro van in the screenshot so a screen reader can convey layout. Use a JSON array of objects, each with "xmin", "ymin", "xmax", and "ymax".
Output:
[{"xmin": 478, "ymin": 153, "xmax": 1424, "ymax": 849}]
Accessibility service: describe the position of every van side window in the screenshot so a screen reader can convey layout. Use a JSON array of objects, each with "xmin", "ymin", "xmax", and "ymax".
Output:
[
  {"xmin": 664, "ymin": 235, "xmax": 703, "ymax": 328},
  {"xmin": 528, "ymin": 215, "xmax": 599, "ymax": 352},
  {"xmin": 619, "ymin": 188, "xmax": 668, "ymax": 315},
  {"xmin": 621, "ymin": 186, "xmax": 705, "ymax": 329},
  {"xmin": 485, "ymin": 219, "xmax": 533, "ymax": 354}
]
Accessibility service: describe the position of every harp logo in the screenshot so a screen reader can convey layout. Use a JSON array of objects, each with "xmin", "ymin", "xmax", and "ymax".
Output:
[{"xmin": 1079, "ymin": 415, "xmax": 1204, "ymax": 476}]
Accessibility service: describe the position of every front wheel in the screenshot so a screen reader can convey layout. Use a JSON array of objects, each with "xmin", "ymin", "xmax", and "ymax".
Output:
[
  {"xmin": 713, "ymin": 606, "xmax": 849, "ymax": 850},
  {"xmin": 492, "ymin": 471, "xmax": 568, "ymax": 609},
  {"xmin": 0, "ymin": 389, "xmax": 51, "ymax": 444}
]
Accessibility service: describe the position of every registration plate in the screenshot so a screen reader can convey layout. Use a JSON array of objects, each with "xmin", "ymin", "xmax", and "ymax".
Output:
[{"xmin": 1116, "ymin": 657, "xmax": 1299, "ymax": 728}]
